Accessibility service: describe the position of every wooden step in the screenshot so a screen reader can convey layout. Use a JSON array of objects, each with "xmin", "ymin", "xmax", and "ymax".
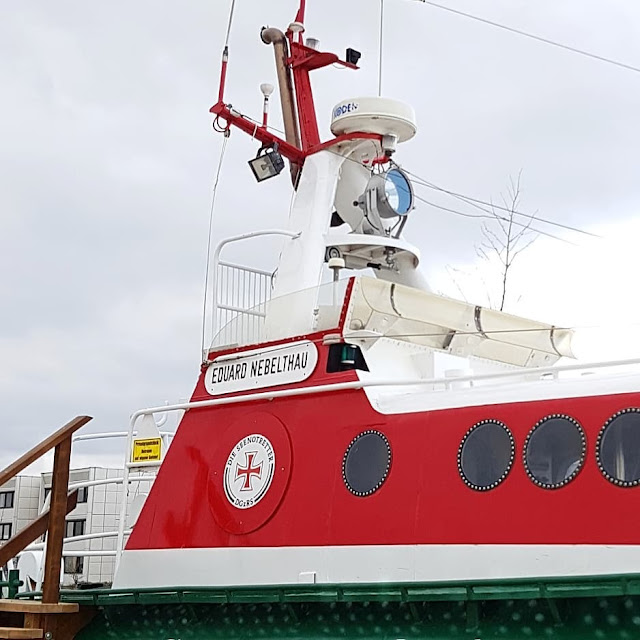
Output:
[
  {"xmin": 0, "ymin": 601, "xmax": 78, "ymax": 614},
  {"xmin": 0, "ymin": 628, "xmax": 43, "ymax": 639}
]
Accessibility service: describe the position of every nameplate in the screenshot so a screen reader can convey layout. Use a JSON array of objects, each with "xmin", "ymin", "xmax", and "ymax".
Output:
[{"xmin": 205, "ymin": 341, "xmax": 318, "ymax": 396}]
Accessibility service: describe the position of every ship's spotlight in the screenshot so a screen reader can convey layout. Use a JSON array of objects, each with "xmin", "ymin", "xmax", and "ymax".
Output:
[
  {"xmin": 376, "ymin": 168, "xmax": 414, "ymax": 217},
  {"xmin": 248, "ymin": 145, "xmax": 285, "ymax": 182},
  {"xmin": 356, "ymin": 167, "xmax": 414, "ymax": 235}
]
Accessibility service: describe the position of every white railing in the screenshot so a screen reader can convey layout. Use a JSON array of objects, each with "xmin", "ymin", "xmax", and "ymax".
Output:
[
  {"xmin": 207, "ymin": 229, "xmax": 300, "ymax": 353},
  {"xmin": 213, "ymin": 261, "xmax": 272, "ymax": 348},
  {"xmin": 11, "ymin": 428, "xmax": 173, "ymax": 592}
]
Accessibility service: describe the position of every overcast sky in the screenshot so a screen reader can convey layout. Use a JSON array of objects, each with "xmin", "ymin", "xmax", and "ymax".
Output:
[{"xmin": 2, "ymin": 0, "xmax": 640, "ymax": 469}]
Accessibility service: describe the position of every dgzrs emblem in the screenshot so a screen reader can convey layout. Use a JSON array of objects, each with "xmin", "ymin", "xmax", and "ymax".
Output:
[{"xmin": 224, "ymin": 434, "xmax": 275, "ymax": 509}]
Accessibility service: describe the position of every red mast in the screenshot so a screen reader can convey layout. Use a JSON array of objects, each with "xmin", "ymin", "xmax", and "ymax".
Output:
[{"xmin": 210, "ymin": 0, "xmax": 374, "ymax": 173}]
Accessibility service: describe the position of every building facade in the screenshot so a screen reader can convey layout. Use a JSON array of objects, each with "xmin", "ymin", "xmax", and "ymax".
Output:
[
  {"xmin": 0, "ymin": 476, "xmax": 41, "ymax": 545},
  {"xmin": 1, "ymin": 467, "xmax": 153, "ymax": 587}
]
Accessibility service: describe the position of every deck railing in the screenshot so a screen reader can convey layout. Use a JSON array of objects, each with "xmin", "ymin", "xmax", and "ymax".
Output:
[
  {"xmin": 212, "ymin": 261, "xmax": 272, "ymax": 348},
  {"xmin": 207, "ymin": 229, "xmax": 300, "ymax": 353}
]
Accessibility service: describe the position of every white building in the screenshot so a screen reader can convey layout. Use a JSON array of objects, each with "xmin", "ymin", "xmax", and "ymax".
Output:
[
  {"xmin": 0, "ymin": 476, "xmax": 41, "ymax": 544},
  {"xmin": 1, "ymin": 467, "xmax": 154, "ymax": 587}
]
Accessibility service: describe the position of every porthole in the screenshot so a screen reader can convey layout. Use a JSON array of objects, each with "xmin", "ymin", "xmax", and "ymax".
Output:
[
  {"xmin": 458, "ymin": 420, "xmax": 515, "ymax": 491},
  {"xmin": 597, "ymin": 409, "xmax": 640, "ymax": 487},
  {"xmin": 524, "ymin": 415, "xmax": 585, "ymax": 489},
  {"xmin": 343, "ymin": 430, "xmax": 391, "ymax": 497}
]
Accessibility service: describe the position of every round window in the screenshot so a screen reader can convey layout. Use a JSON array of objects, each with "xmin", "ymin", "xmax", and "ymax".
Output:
[
  {"xmin": 458, "ymin": 420, "xmax": 514, "ymax": 491},
  {"xmin": 597, "ymin": 409, "xmax": 640, "ymax": 487},
  {"xmin": 524, "ymin": 415, "xmax": 585, "ymax": 489},
  {"xmin": 343, "ymin": 430, "xmax": 391, "ymax": 497}
]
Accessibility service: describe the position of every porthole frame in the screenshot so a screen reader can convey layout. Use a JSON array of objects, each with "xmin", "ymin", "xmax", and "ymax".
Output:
[
  {"xmin": 596, "ymin": 408, "xmax": 640, "ymax": 488},
  {"xmin": 457, "ymin": 419, "xmax": 515, "ymax": 491},
  {"xmin": 342, "ymin": 429, "xmax": 392, "ymax": 497},
  {"xmin": 523, "ymin": 413, "xmax": 586, "ymax": 490}
]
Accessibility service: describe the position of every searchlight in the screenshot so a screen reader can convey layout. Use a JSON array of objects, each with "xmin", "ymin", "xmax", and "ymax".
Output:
[{"xmin": 356, "ymin": 166, "xmax": 415, "ymax": 236}]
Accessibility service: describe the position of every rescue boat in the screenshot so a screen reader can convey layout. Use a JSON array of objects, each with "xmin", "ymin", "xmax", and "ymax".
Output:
[{"xmin": 12, "ymin": 1, "xmax": 640, "ymax": 638}]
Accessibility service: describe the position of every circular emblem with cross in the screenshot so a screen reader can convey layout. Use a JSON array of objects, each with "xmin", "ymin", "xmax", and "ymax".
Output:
[{"xmin": 223, "ymin": 434, "xmax": 276, "ymax": 509}]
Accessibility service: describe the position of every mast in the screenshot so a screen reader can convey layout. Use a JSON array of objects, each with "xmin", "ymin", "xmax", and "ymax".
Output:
[
  {"xmin": 210, "ymin": 0, "xmax": 366, "ymax": 181},
  {"xmin": 209, "ymin": 0, "xmax": 431, "ymax": 338}
]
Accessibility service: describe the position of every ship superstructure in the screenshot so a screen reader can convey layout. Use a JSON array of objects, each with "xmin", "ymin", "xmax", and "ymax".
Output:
[{"xmin": 110, "ymin": 0, "xmax": 640, "ymax": 594}]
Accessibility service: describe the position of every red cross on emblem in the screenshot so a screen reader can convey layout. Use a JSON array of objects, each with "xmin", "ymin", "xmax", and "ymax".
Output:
[{"xmin": 235, "ymin": 451, "xmax": 263, "ymax": 490}]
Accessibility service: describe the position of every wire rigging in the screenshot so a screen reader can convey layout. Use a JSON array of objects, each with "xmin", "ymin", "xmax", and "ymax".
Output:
[
  {"xmin": 413, "ymin": 0, "xmax": 640, "ymax": 76},
  {"xmin": 412, "ymin": 192, "xmax": 577, "ymax": 245},
  {"xmin": 405, "ymin": 169, "xmax": 600, "ymax": 238},
  {"xmin": 378, "ymin": 0, "xmax": 385, "ymax": 96},
  {"xmin": 201, "ymin": 132, "xmax": 231, "ymax": 360},
  {"xmin": 323, "ymin": 144, "xmax": 589, "ymax": 243}
]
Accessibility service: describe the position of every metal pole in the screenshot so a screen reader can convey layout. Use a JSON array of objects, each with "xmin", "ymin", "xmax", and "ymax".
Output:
[{"xmin": 115, "ymin": 420, "xmax": 134, "ymax": 570}]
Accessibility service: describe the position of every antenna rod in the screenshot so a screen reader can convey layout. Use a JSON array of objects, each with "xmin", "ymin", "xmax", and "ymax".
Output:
[
  {"xmin": 218, "ymin": 46, "xmax": 229, "ymax": 103},
  {"xmin": 217, "ymin": 0, "xmax": 236, "ymax": 103},
  {"xmin": 295, "ymin": 0, "xmax": 306, "ymax": 24}
]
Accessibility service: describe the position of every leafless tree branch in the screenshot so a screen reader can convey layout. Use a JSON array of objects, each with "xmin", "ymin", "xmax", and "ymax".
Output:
[{"xmin": 475, "ymin": 171, "xmax": 538, "ymax": 311}]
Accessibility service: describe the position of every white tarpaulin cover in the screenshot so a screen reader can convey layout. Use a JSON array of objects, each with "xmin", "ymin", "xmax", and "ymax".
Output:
[{"xmin": 345, "ymin": 277, "xmax": 573, "ymax": 368}]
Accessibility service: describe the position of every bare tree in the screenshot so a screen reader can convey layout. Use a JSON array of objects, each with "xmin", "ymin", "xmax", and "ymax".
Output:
[{"xmin": 476, "ymin": 171, "xmax": 538, "ymax": 311}]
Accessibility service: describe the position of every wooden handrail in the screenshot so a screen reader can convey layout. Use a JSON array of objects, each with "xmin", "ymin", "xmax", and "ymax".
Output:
[
  {"xmin": 0, "ymin": 416, "xmax": 92, "ymax": 605},
  {"xmin": 0, "ymin": 416, "xmax": 91, "ymax": 488},
  {"xmin": 0, "ymin": 491, "xmax": 79, "ymax": 568}
]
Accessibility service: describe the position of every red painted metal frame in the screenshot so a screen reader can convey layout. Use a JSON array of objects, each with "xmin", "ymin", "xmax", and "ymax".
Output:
[
  {"xmin": 217, "ymin": 48, "xmax": 228, "ymax": 104},
  {"xmin": 210, "ymin": 1, "xmax": 379, "ymax": 168},
  {"xmin": 286, "ymin": 41, "xmax": 358, "ymax": 151},
  {"xmin": 307, "ymin": 132, "xmax": 382, "ymax": 156},
  {"xmin": 209, "ymin": 103, "xmax": 382, "ymax": 167},
  {"xmin": 210, "ymin": 102, "xmax": 306, "ymax": 166}
]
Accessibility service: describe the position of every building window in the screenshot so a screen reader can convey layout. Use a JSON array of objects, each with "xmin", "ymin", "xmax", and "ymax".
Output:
[
  {"xmin": 597, "ymin": 409, "xmax": 640, "ymax": 487},
  {"xmin": 524, "ymin": 415, "xmax": 585, "ymax": 489},
  {"xmin": 0, "ymin": 523, "xmax": 12, "ymax": 540},
  {"xmin": 458, "ymin": 420, "xmax": 515, "ymax": 491},
  {"xmin": 45, "ymin": 487, "xmax": 87, "ymax": 503},
  {"xmin": 0, "ymin": 491, "xmax": 14, "ymax": 509},
  {"xmin": 63, "ymin": 557, "xmax": 84, "ymax": 575},
  {"xmin": 65, "ymin": 519, "xmax": 86, "ymax": 538},
  {"xmin": 342, "ymin": 430, "xmax": 392, "ymax": 497}
]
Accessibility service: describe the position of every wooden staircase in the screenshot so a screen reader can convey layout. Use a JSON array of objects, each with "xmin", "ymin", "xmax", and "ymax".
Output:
[
  {"xmin": 0, "ymin": 600, "xmax": 94, "ymax": 640},
  {"xmin": 0, "ymin": 417, "xmax": 96, "ymax": 639}
]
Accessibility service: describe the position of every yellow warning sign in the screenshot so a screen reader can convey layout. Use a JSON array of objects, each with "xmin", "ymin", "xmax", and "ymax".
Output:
[{"xmin": 131, "ymin": 438, "xmax": 162, "ymax": 463}]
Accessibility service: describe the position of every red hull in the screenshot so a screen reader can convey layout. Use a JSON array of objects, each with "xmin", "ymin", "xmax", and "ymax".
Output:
[{"xmin": 128, "ymin": 340, "xmax": 640, "ymax": 551}]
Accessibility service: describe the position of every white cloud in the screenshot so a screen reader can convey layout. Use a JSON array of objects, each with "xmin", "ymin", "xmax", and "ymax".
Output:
[
  {"xmin": 2, "ymin": 0, "xmax": 640, "ymax": 467},
  {"xmin": 433, "ymin": 216, "xmax": 640, "ymax": 362}
]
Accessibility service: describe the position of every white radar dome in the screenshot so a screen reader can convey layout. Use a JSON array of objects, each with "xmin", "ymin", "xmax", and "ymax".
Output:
[{"xmin": 330, "ymin": 97, "xmax": 417, "ymax": 143}]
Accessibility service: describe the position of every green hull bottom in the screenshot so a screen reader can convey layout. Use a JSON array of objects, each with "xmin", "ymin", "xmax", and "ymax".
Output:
[
  {"xmin": 60, "ymin": 576, "xmax": 640, "ymax": 640},
  {"xmin": 77, "ymin": 597, "xmax": 640, "ymax": 639}
]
